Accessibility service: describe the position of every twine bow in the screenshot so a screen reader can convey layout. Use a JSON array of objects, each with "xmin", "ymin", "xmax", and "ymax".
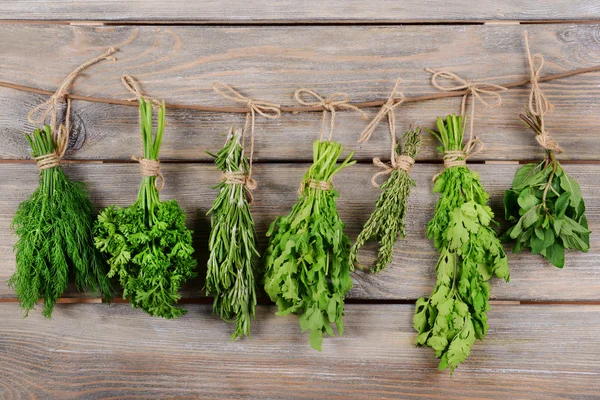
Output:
[
  {"xmin": 356, "ymin": 78, "xmax": 414, "ymax": 187},
  {"xmin": 294, "ymin": 88, "xmax": 368, "ymax": 141},
  {"xmin": 122, "ymin": 75, "xmax": 165, "ymax": 190},
  {"xmin": 212, "ymin": 82, "xmax": 281, "ymax": 201},
  {"xmin": 27, "ymin": 47, "xmax": 117, "ymax": 169},
  {"xmin": 426, "ymin": 68, "xmax": 507, "ymax": 179},
  {"xmin": 524, "ymin": 31, "xmax": 563, "ymax": 153}
]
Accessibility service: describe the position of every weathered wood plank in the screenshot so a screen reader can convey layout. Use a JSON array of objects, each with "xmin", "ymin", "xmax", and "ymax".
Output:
[
  {"xmin": 0, "ymin": 303, "xmax": 599, "ymax": 399},
  {"xmin": 1, "ymin": 163, "xmax": 598, "ymax": 300},
  {"xmin": 2, "ymin": 24, "xmax": 600, "ymax": 161},
  {"xmin": 1, "ymin": 1, "xmax": 599, "ymax": 22}
]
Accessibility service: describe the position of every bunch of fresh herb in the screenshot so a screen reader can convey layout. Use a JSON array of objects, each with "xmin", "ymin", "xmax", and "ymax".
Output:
[
  {"xmin": 350, "ymin": 127, "xmax": 422, "ymax": 272},
  {"xmin": 206, "ymin": 129, "xmax": 258, "ymax": 339},
  {"xmin": 502, "ymin": 111, "xmax": 589, "ymax": 268},
  {"xmin": 263, "ymin": 140, "xmax": 355, "ymax": 351},
  {"xmin": 10, "ymin": 126, "xmax": 112, "ymax": 317},
  {"xmin": 94, "ymin": 99, "xmax": 197, "ymax": 318},
  {"xmin": 413, "ymin": 114, "xmax": 510, "ymax": 372}
]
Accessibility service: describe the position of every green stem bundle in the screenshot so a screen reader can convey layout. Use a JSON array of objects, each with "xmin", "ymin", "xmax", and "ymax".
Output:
[
  {"xmin": 10, "ymin": 126, "xmax": 112, "ymax": 317},
  {"xmin": 502, "ymin": 111, "xmax": 589, "ymax": 268},
  {"xmin": 413, "ymin": 115, "xmax": 510, "ymax": 372},
  {"xmin": 206, "ymin": 129, "xmax": 258, "ymax": 339},
  {"xmin": 263, "ymin": 140, "xmax": 355, "ymax": 351},
  {"xmin": 94, "ymin": 99, "xmax": 197, "ymax": 318},
  {"xmin": 350, "ymin": 127, "xmax": 422, "ymax": 272}
]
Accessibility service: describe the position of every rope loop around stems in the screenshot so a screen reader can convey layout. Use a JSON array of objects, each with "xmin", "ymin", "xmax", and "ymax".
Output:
[
  {"xmin": 221, "ymin": 171, "xmax": 258, "ymax": 203},
  {"xmin": 131, "ymin": 156, "xmax": 164, "ymax": 191},
  {"xmin": 431, "ymin": 139, "xmax": 484, "ymax": 182},
  {"xmin": 294, "ymin": 88, "xmax": 368, "ymax": 141},
  {"xmin": 34, "ymin": 152, "xmax": 61, "ymax": 170},
  {"xmin": 371, "ymin": 154, "xmax": 415, "ymax": 188},
  {"xmin": 523, "ymin": 31, "xmax": 563, "ymax": 153},
  {"xmin": 27, "ymin": 47, "xmax": 117, "ymax": 161},
  {"xmin": 212, "ymin": 82, "xmax": 281, "ymax": 194},
  {"xmin": 297, "ymin": 179, "xmax": 333, "ymax": 195}
]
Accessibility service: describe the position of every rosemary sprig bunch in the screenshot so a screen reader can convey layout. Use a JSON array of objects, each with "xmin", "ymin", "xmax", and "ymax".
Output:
[
  {"xmin": 263, "ymin": 140, "xmax": 355, "ymax": 351},
  {"xmin": 206, "ymin": 129, "xmax": 259, "ymax": 339},
  {"xmin": 502, "ymin": 111, "xmax": 589, "ymax": 267},
  {"xmin": 10, "ymin": 126, "xmax": 112, "ymax": 317},
  {"xmin": 94, "ymin": 99, "xmax": 197, "ymax": 318},
  {"xmin": 350, "ymin": 127, "xmax": 422, "ymax": 272},
  {"xmin": 413, "ymin": 115, "xmax": 510, "ymax": 372}
]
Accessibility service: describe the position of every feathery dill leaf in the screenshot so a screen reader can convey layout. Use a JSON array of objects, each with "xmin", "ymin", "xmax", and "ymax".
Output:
[
  {"xmin": 10, "ymin": 126, "xmax": 112, "ymax": 318},
  {"xmin": 94, "ymin": 99, "xmax": 197, "ymax": 318},
  {"xmin": 350, "ymin": 127, "xmax": 422, "ymax": 272},
  {"xmin": 263, "ymin": 140, "xmax": 355, "ymax": 351},
  {"xmin": 413, "ymin": 115, "xmax": 510, "ymax": 372},
  {"xmin": 206, "ymin": 129, "xmax": 259, "ymax": 339}
]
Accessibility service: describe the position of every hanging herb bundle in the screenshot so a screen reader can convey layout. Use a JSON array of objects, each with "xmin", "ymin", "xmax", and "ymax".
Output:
[
  {"xmin": 350, "ymin": 127, "xmax": 422, "ymax": 272},
  {"xmin": 94, "ymin": 98, "xmax": 197, "ymax": 318},
  {"xmin": 206, "ymin": 128, "xmax": 258, "ymax": 339},
  {"xmin": 502, "ymin": 33, "xmax": 590, "ymax": 268},
  {"xmin": 413, "ymin": 114, "xmax": 510, "ymax": 372},
  {"xmin": 10, "ymin": 126, "xmax": 112, "ymax": 317},
  {"xmin": 263, "ymin": 140, "xmax": 356, "ymax": 351}
]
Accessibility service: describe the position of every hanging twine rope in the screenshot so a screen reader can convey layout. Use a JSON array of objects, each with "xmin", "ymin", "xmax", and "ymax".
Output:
[
  {"xmin": 357, "ymin": 78, "xmax": 415, "ymax": 187},
  {"xmin": 122, "ymin": 75, "xmax": 165, "ymax": 190},
  {"xmin": 213, "ymin": 82, "xmax": 281, "ymax": 201},
  {"xmin": 294, "ymin": 88, "xmax": 368, "ymax": 141},
  {"xmin": 523, "ymin": 31, "xmax": 563, "ymax": 153},
  {"xmin": 219, "ymin": 129, "xmax": 259, "ymax": 202},
  {"xmin": 27, "ymin": 47, "xmax": 117, "ymax": 170},
  {"xmin": 426, "ymin": 68, "xmax": 507, "ymax": 179}
]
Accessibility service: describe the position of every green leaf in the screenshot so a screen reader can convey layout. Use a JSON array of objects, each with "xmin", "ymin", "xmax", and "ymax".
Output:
[
  {"xmin": 530, "ymin": 228, "xmax": 554, "ymax": 255},
  {"xmin": 542, "ymin": 243, "xmax": 565, "ymax": 268},
  {"xmin": 554, "ymin": 192, "xmax": 571, "ymax": 219},
  {"xmin": 517, "ymin": 188, "xmax": 540, "ymax": 212},
  {"xmin": 560, "ymin": 172, "xmax": 582, "ymax": 208}
]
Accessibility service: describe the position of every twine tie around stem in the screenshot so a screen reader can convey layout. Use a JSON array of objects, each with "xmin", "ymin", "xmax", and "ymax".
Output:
[
  {"xmin": 121, "ymin": 75, "xmax": 165, "ymax": 190},
  {"xmin": 523, "ymin": 31, "xmax": 563, "ymax": 153},
  {"xmin": 212, "ymin": 82, "xmax": 281, "ymax": 200},
  {"xmin": 294, "ymin": 88, "xmax": 368, "ymax": 141},
  {"xmin": 357, "ymin": 78, "xmax": 414, "ymax": 187},
  {"xmin": 298, "ymin": 178, "xmax": 333, "ymax": 195},
  {"xmin": 27, "ymin": 47, "xmax": 117, "ymax": 169}
]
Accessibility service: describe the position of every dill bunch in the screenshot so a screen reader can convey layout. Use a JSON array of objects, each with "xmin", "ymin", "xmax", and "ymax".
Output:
[
  {"xmin": 10, "ymin": 126, "xmax": 112, "ymax": 318},
  {"xmin": 413, "ymin": 115, "xmax": 510, "ymax": 372},
  {"xmin": 350, "ymin": 127, "xmax": 422, "ymax": 272},
  {"xmin": 206, "ymin": 129, "xmax": 259, "ymax": 340},
  {"xmin": 263, "ymin": 140, "xmax": 355, "ymax": 351},
  {"xmin": 94, "ymin": 99, "xmax": 197, "ymax": 319}
]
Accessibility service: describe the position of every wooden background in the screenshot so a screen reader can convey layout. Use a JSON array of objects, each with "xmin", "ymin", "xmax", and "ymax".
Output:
[{"xmin": 1, "ymin": 2, "xmax": 600, "ymax": 399}]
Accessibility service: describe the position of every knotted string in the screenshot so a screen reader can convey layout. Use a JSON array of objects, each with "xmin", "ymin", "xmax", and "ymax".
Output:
[
  {"xmin": 297, "ymin": 178, "xmax": 333, "ymax": 195},
  {"xmin": 27, "ymin": 47, "xmax": 117, "ymax": 169},
  {"xmin": 426, "ymin": 68, "xmax": 506, "ymax": 180},
  {"xmin": 122, "ymin": 75, "xmax": 165, "ymax": 190},
  {"xmin": 219, "ymin": 129, "xmax": 259, "ymax": 203},
  {"xmin": 357, "ymin": 78, "xmax": 414, "ymax": 187},
  {"xmin": 213, "ymin": 82, "xmax": 281, "ymax": 201},
  {"xmin": 523, "ymin": 31, "xmax": 563, "ymax": 153},
  {"xmin": 294, "ymin": 89, "xmax": 368, "ymax": 141}
]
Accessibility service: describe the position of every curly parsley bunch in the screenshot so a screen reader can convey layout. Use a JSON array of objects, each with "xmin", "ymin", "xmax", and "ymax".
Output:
[
  {"xmin": 414, "ymin": 115, "xmax": 510, "ymax": 372},
  {"xmin": 263, "ymin": 140, "xmax": 355, "ymax": 351},
  {"xmin": 206, "ymin": 129, "xmax": 259, "ymax": 339},
  {"xmin": 10, "ymin": 126, "xmax": 112, "ymax": 318},
  {"xmin": 94, "ymin": 99, "xmax": 197, "ymax": 318}
]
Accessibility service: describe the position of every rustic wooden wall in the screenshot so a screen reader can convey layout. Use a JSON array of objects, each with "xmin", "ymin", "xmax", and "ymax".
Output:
[{"xmin": 1, "ymin": 2, "xmax": 599, "ymax": 399}]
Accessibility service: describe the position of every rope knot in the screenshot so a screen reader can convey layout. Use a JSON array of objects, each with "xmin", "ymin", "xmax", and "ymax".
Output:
[
  {"xmin": 121, "ymin": 75, "xmax": 162, "ymax": 108},
  {"xmin": 371, "ymin": 154, "xmax": 415, "ymax": 188},
  {"xmin": 294, "ymin": 88, "xmax": 367, "ymax": 141},
  {"xmin": 298, "ymin": 179, "xmax": 332, "ymax": 194},
  {"xmin": 34, "ymin": 152, "xmax": 61, "ymax": 171},
  {"xmin": 221, "ymin": 170, "xmax": 258, "ymax": 203},
  {"xmin": 132, "ymin": 156, "xmax": 164, "ymax": 191}
]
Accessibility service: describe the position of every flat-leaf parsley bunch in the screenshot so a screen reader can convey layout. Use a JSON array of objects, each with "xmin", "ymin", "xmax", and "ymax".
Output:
[
  {"xmin": 413, "ymin": 115, "xmax": 510, "ymax": 372},
  {"xmin": 206, "ymin": 128, "xmax": 259, "ymax": 339},
  {"xmin": 263, "ymin": 140, "xmax": 355, "ymax": 351},
  {"xmin": 94, "ymin": 99, "xmax": 197, "ymax": 318},
  {"xmin": 10, "ymin": 126, "xmax": 112, "ymax": 317}
]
